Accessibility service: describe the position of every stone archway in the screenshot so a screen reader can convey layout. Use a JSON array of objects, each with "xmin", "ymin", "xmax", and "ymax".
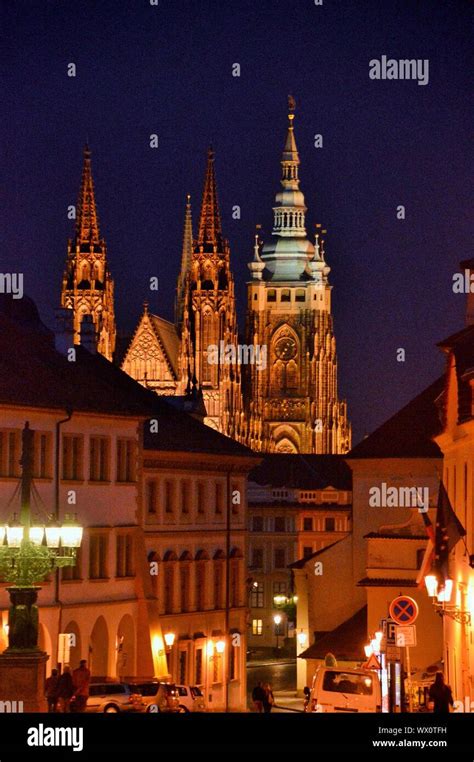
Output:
[
  {"xmin": 38, "ymin": 623, "xmax": 53, "ymax": 675},
  {"xmin": 89, "ymin": 615, "xmax": 109, "ymax": 679},
  {"xmin": 63, "ymin": 620, "xmax": 82, "ymax": 670},
  {"xmin": 116, "ymin": 614, "xmax": 135, "ymax": 679}
]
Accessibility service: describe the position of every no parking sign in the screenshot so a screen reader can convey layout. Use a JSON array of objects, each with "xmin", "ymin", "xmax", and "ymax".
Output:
[{"xmin": 389, "ymin": 595, "xmax": 419, "ymax": 625}]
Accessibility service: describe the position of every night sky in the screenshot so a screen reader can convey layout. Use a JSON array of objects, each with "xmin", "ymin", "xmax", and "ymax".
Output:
[{"xmin": 2, "ymin": 0, "xmax": 472, "ymax": 444}]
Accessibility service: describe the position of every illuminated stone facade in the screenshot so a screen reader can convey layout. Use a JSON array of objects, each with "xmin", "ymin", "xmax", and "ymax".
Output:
[{"xmin": 60, "ymin": 146, "xmax": 116, "ymax": 361}]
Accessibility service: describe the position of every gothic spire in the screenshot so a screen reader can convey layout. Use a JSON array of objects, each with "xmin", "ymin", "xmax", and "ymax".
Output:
[
  {"xmin": 196, "ymin": 147, "xmax": 223, "ymax": 252},
  {"xmin": 75, "ymin": 144, "xmax": 100, "ymax": 244},
  {"xmin": 258, "ymin": 98, "xmax": 315, "ymax": 281},
  {"xmin": 175, "ymin": 194, "xmax": 193, "ymax": 328}
]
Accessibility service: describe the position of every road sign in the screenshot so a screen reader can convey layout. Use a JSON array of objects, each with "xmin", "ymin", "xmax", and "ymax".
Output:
[
  {"xmin": 363, "ymin": 653, "xmax": 382, "ymax": 671},
  {"xmin": 395, "ymin": 625, "xmax": 417, "ymax": 647},
  {"xmin": 389, "ymin": 595, "xmax": 419, "ymax": 625},
  {"xmin": 386, "ymin": 645, "xmax": 401, "ymax": 662},
  {"xmin": 382, "ymin": 617, "xmax": 397, "ymax": 645}
]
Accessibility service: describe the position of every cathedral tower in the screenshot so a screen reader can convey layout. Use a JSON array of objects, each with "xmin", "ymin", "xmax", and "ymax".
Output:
[
  {"xmin": 245, "ymin": 102, "xmax": 351, "ymax": 453},
  {"xmin": 177, "ymin": 148, "xmax": 244, "ymax": 438},
  {"xmin": 61, "ymin": 145, "xmax": 116, "ymax": 360}
]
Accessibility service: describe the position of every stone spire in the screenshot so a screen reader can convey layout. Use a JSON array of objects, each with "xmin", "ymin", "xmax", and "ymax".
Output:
[
  {"xmin": 60, "ymin": 144, "xmax": 116, "ymax": 361},
  {"xmin": 175, "ymin": 194, "xmax": 193, "ymax": 329},
  {"xmin": 260, "ymin": 98, "xmax": 315, "ymax": 281},
  {"xmin": 196, "ymin": 147, "xmax": 223, "ymax": 253},
  {"xmin": 75, "ymin": 144, "xmax": 100, "ymax": 244}
]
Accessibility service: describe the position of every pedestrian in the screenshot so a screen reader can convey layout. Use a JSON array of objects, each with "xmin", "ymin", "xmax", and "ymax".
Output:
[
  {"xmin": 263, "ymin": 682, "xmax": 275, "ymax": 713},
  {"xmin": 72, "ymin": 659, "xmax": 91, "ymax": 712},
  {"xmin": 251, "ymin": 681, "xmax": 266, "ymax": 713},
  {"xmin": 44, "ymin": 668, "xmax": 59, "ymax": 712},
  {"xmin": 428, "ymin": 672, "xmax": 454, "ymax": 713},
  {"xmin": 56, "ymin": 666, "xmax": 74, "ymax": 713}
]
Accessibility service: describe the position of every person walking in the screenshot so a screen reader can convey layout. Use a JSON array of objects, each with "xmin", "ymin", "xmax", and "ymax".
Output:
[
  {"xmin": 72, "ymin": 659, "xmax": 91, "ymax": 712},
  {"xmin": 428, "ymin": 672, "xmax": 454, "ymax": 713},
  {"xmin": 251, "ymin": 682, "xmax": 266, "ymax": 713},
  {"xmin": 263, "ymin": 682, "xmax": 275, "ymax": 713},
  {"xmin": 56, "ymin": 666, "xmax": 74, "ymax": 713},
  {"xmin": 44, "ymin": 668, "xmax": 59, "ymax": 712}
]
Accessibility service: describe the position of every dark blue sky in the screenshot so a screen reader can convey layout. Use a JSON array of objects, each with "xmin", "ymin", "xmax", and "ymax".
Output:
[{"xmin": 2, "ymin": 0, "xmax": 472, "ymax": 443}]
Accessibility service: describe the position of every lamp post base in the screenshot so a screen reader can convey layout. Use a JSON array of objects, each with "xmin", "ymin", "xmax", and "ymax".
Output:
[{"xmin": 0, "ymin": 650, "xmax": 49, "ymax": 712}]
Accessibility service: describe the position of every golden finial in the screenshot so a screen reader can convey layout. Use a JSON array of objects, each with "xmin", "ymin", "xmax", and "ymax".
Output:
[{"xmin": 288, "ymin": 94, "xmax": 296, "ymax": 124}]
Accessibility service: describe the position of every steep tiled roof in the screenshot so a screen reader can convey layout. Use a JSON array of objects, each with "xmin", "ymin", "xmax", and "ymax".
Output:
[
  {"xmin": 298, "ymin": 606, "xmax": 367, "ymax": 662},
  {"xmin": 0, "ymin": 309, "xmax": 254, "ymax": 458},
  {"xmin": 438, "ymin": 323, "xmax": 474, "ymax": 424},
  {"xmin": 348, "ymin": 377, "xmax": 444, "ymax": 459},
  {"xmin": 149, "ymin": 313, "xmax": 179, "ymax": 377},
  {"xmin": 249, "ymin": 454, "xmax": 352, "ymax": 490}
]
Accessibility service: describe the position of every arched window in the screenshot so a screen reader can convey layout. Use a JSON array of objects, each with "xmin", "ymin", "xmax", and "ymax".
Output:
[{"xmin": 202, "ymin": 312, "xmax": 212, "ymax": 382}]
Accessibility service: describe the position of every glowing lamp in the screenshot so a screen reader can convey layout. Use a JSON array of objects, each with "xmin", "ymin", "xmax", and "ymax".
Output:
[
  {"xmin": 216, "ymin": 640, "xmax": 225, "ymax": 654},
  {"xmin": 424, "ymin": 574, "xmax": 438, "ymax": 598},
  {"xmin": 29, "ymin": 525, "xmax": 44, "ymax": 546},
  {"xmin": 164, "ymin": 632, "xmax": 175, "ymax": 648}
]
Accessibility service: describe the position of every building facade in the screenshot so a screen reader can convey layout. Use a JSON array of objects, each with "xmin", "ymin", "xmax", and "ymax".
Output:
[
  {"xmin": 247, "ymin": 454, "xmax": 352, "ymax": 654},
  {"xmin": 0, "ymin": 300, "xmax": 256, "ymax": 711}
]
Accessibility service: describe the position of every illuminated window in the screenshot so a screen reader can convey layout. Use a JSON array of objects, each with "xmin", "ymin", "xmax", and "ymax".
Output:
[
  {"xmin": 250, "ymin": 581, "xmax": 264, "ymax": 608},
  {"xmin": 252, "ymin": 619, "xmax": 263, "ymax": 636}
]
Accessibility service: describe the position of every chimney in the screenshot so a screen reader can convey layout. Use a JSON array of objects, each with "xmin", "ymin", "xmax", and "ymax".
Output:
[
  {"xmin": 54, "ymin": 307, "xmax": 75, "ymax": 356},
  {"xmin": 80, "ymin": 314, "xmax": 97, "ymax": 354}
]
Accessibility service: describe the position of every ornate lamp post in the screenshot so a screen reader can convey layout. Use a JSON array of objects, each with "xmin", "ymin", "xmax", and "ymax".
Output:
[{"xmin": 0, "ymin": 423, "xmax": 82, "ymax": 652}]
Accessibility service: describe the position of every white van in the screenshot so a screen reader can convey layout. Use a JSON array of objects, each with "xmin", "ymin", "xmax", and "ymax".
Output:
[{"xmin": 304, "ymin": 666, "xmax": 381, "ymax": 713}]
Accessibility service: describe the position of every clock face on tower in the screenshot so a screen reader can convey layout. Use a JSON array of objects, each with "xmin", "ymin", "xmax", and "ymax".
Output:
[{"xmin": 274, "ymin": 336, "xmax": 297, "ymax": 361}]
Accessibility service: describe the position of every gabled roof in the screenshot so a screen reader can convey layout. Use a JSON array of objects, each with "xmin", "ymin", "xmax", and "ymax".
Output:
[
  {"xmin": 249, "ymin": 454, "xmax": 352, "ymax": 490},
  {"xmin": 148, "ymin": 313, "xmax": 179, "ymax": 377},
  {"xmin": 348, "ymin": 376, "xmax": 444, "ymax": 459},
  {"xmin": 122, "ymin": 305, "xmax": 179, "ymax": 379},
  {"xmin": 298, "ymin": 606, "xmax": 367, "ymax": 662}
]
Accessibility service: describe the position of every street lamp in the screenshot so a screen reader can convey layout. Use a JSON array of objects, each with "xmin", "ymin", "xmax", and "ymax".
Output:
[
  {"xmin": 424, "ymin": 573, "xmax": 471, "ymax": 624},
  {"xmin": 0, "ymin": 422, "xmax": 82, "ymax": 651},
  {"xmin": 273, "ymin": 614, "xmax": 282, "ymax": 653}
]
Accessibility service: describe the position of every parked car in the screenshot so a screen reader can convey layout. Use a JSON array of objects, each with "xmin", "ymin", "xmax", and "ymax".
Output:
[
  {"xmin": 304, "ymin": 666, "xmax": 382, "ymax": 713},
  {"xmin": 175, "ymin": 685, "xmax": 206, "ymax": 713},
  {"xmin": 86, "ymin": 682, "xmax": 145, "ymax": 713},
  {"xmin": 127, "ymin": 680, "xmax": 180, "ymax": 713}
]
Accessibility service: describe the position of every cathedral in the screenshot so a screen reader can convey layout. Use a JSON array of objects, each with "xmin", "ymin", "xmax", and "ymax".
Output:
[{"xmin": 60, "ymin": 104, "xmax": 351, "ymax": 454}]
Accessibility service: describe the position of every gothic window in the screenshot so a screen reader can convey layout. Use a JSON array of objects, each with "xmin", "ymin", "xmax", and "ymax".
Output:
[
  {"xmin": 286, "ymin": 360, "xmax": 298, "ymax": 390},
  {"xmin": 202, "ymin": 312, "xmax": 212, "ymax": 382}
]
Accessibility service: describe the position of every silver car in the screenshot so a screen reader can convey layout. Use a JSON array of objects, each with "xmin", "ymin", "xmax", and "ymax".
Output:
[{"xmin": 86, "ymin": 682, "xmax": 145, "ymax": 713}]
